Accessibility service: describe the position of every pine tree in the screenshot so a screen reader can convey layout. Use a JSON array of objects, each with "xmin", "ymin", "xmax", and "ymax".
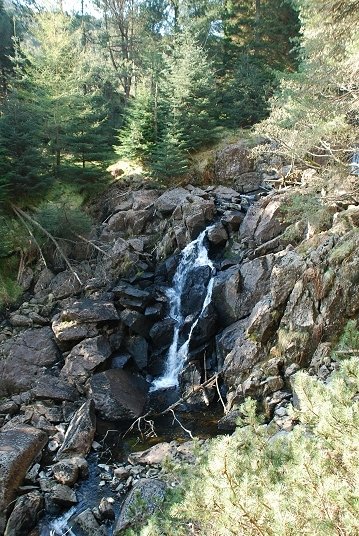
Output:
[
  {"xmin": 151, "ymin": 126, "xmax": 189, "ymax": 178},
  {"xmin": 0, "ymin": 62, "xmax": 51, "ymax": 210},
  {"xmin": 159, "ymin": 30, "xmax": 218, "ymax": 152},
  {"xmin": 0, "ymin": 0, "xmax": 14, "ymax": 97},
  {"xmin": 116, "ymin": 82, "xmax": 157, "ymax": 164}
]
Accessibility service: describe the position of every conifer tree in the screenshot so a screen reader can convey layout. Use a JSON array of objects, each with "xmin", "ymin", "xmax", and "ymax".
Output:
[
  {"xmin": 116, "ymin": 82, "xmax": 157, "ymax": 164},
  {"xmin": 158, "ymin": 30, "xmax": 218, "ymax": 152},
  {"xmin": 0, "ymin": 0, "xmax": 14, "ymax": 97}
]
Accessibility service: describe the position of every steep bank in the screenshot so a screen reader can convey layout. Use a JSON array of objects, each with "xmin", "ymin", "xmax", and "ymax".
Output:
[{"xmin": 1, "ymin": 139, "xmax": 359, "ymax": 534}]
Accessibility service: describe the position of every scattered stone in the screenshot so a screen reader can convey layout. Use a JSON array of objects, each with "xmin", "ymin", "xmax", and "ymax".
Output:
[
  {"xmin": 114, "ymin": 467, "xmax": 130, "ymax": 481},
  {"xmin": 59, "ymin": 299, "xmax": 119, "ymax": 324},
  {"xmin": 52, "ymin": 456, "xmax": 88, "ymax": 486}
]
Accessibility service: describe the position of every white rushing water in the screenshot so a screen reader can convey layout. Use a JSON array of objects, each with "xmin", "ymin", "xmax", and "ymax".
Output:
[
  {"xmin": 151, "ymin": 226, "xmax": 215, "ymax": 391},
  {"xmin": 46, "ymin": 507, "xmax": 77, "ymax": 536}
]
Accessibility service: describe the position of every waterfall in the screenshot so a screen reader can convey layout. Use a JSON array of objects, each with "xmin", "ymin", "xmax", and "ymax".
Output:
[
  {"xmin": 151, "ymin": 226, "xmax": 215, "ymax": 391},
  {"xmin": 350, "ymin": 151, "xmax": 359, "ymax": 175}
]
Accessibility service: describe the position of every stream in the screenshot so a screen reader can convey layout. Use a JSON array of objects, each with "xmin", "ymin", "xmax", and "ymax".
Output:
[{"xmin": 41, "ymin": 225, "xmax": 219, "ymax": 536}]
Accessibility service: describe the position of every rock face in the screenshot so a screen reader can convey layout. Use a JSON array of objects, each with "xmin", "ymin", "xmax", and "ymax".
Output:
[
  {"xmin": 88, "ymin": 370, "xmax": 149, "ymax": 421},
  {"xmin": 214, "ymin": 140, "xmax": 262, "ymax": 192},
  {"xmin": 0, "ymin": 327, "xmax": 59, "ymax": 395},
  {"xmin": 0, "ymin": 426, "xmax": 47, "ymax": 533}
]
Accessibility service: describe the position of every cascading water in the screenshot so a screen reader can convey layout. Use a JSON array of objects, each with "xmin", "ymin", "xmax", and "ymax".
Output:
[{"xmin": 151, "ymin": 226, "xmax": 215, "ymax": 391}]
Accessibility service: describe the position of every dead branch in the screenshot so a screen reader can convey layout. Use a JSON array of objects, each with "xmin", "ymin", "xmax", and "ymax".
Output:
[
  {"xmin": 216, "ymin": 375, "xmax": 227, "ymax": 414},
  {"xmin": 12, "ymin": 205, "xmax": 83, "ymax": 285},
  {"xmin": 73, "ymin": 232, "xmax": 111, "ymax": 257},
  {"xmin": 14, "ymin": 208, "xmax": 48, "ymax": 268},
  {"xmin": 123, "ymin": 373, "xmax": 224, "ymax": 439},
  {"xmin": 169, "ymin": 408, "xmax": 194, "ymax": 439}
]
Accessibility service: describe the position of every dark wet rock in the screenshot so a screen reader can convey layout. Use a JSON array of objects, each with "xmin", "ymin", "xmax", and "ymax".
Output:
[
  {"xmin": 114, "ymin": 478, "xmax": 167, "ymax": 534},
  {"xmin": 61, "ymin": 336, "xmax": 112, "ymax": 387},
  {"xmin": 180, "ymin": 363, "xmax": 213, "ymax": 409},
  {"xmin": 32, "ymin": 376, "xmax": 78, "ymax": 402},
  {"xmin": 52, "ymin": 315, "xmax": 98, "ymax": 345},
  {"xmin": 52, "ymin": 456, "xmax": 88, "ymax": 486},
  {"xmin": 88, "ymin": 369, "xmax": 149, "ymax": 421},
  {"xmin": 0, "ymin": 327, "xmax": 59, "ymax": 396},
  {"xmin": 73, "ymin": 508, "xmax": 107, "ymax": 536},
  {"xmin": 95, "ymin": 497, "xmax": 115, "ymax": 521},
  {"xmin": 110, "ymin": 352, "xmax": 131, "ymax": 369},
  {"xmin": 113, "ymin": 282, "xmax": 151, "ymax": 312},
  {"xmin": 125, "ymin": 336, "xmax": 148, "ymax": 369},
  {"xmin": 4, "ymin": 490, "xmax": 43, "ymax": 536},
  {"xmin": 181, "ymin": 265, "xmax": 212, "ymax": 318},
  {"xmin": 59, "ymin": 299, "xmax": 119, "ymax": 324},
  {"xmin": 207, "ymin": 222, "xmax": 228, "ymax": 246},
  {"xmin": 149, "ymin": 319, "xmax": 175, "ymax": 349},
  {"xmin": 40, "ymin": 479, "xmax": 77, "ymax": 507},
  {"xmin": 0, "ymin": 426, "xmax": 47, "ymax": 534},
  {"xmin": 120, "ymin": 309, "xmax": 152, "ymax": 338},
  {"xmin": 218, "ymin": 409, "xmax": 243, "ymax": 431},
  {"xmin": 190, "ymin": 304, "xmax": 218, "ymax": 347},
  {"xmin": 57, "ymin": 400, "xmax": 96, "ymax": 459},
  {"xmin": 144, "ymin": 303, "xmax": 163, "ymax": 320}
]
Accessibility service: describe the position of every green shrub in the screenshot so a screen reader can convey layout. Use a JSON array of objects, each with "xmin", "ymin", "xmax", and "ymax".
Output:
[{"xmin": 135, "ymin": 355, "xmax": 359, "ymax": 535}]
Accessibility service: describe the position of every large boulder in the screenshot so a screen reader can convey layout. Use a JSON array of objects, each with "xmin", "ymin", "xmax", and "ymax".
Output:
[
  {"xmin": 88, "ymin": 369, "xmax": 149, "ymax": 421},
  {"xmin": 214, "ymin": 141, "xmax": 256, "ymax": 189},
  {"xmin": 61, "ymin": 335, "xmax": 112, "ymax": 387},
  {"xmin": 241, "ymin": 195, "xmax": 288, "ymax": 246},
  {"xmin": 0, "ymin": 327, "xmax": 59, "ymax": 396},
  {"xmin": 212, "ymin": 256, "xmax": 274, "ymax": 327},
  {"xmin": 113, "ymin": 283, "xmax": 151, "ymax": 312},
  {"xmin": 57, "ymin": 400, "xmax": 96, "ymax": 459},
  {"xmin": 0, "ymin": 426, "xmax": 47, "ymax": 533},
  {"xmin": 125, "ymin": 336, "xmax": 148, "ymax": 369},
  {"xmin": 52, "ymin": 316, "xmax": 98, "ymax": 346},
  {"xmin": 155, "ymin": 188, "xmax": 190, "ymax": 215},
  {"xmin": 4, "ymin": 490, "xmax": 44, "ymax": 536}
]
